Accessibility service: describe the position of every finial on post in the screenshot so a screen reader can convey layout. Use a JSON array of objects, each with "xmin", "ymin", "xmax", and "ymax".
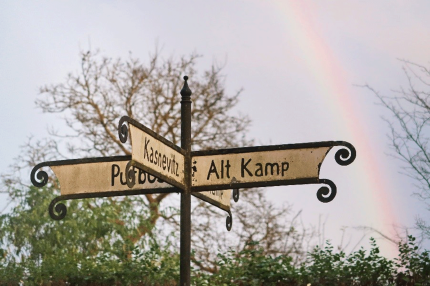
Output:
[{"xmin": 180, "ymin": 76, "xmax": 192, "ymax": 100}]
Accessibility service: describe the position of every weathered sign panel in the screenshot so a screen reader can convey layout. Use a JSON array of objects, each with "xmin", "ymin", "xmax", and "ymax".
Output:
[
  {"xmin": 31, "ymin": 156, "xmax": 174, "ymax": 197},
  {"xmin": 50, "ymin": 157, "xmax": 172, "ymax": 196},
  {"xmin": 122, "ymin": 117, "xmax": 186, "ymax": 190},
  {"xmin": 193, "ymin": 190, "xmax": 231, "ymax": 212},
  {"xmin": 31, "ymin": 156, "xmax": 231, "ymax": 212},
  {"xmin": 191, "ymin": 141, "xmax": 354, "ymax": 192}
]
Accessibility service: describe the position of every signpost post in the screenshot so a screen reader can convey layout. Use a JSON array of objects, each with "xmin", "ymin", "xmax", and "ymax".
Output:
[
  {"xmin": 31, "ymin": 76, "xmax": 356, "ymax": 286},
  {"xmin": 179, "ymin": 76, "xmax": 192, "ymax": 286}
]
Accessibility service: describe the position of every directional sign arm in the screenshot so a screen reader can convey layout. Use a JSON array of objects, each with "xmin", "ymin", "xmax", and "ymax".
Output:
[
  {"xmin": 30, "ymin": 156, "xmax": 178, "ymax": 220},
  {"xmin": 191, "ymin": 141, "xmax": 356, "ymax": 203},
  {"xmin": 118, "ymin": 116, "xmax": 187, "ymax": 190},
  {"xmin": 31, "ymin": 155, "xmax": 237, "ymax": 226}
]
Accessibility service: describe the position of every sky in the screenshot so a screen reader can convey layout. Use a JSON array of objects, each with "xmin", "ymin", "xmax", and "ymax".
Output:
[{"xmin": 1, "ymin": 0, "xmax": 430, "ymax": 258}]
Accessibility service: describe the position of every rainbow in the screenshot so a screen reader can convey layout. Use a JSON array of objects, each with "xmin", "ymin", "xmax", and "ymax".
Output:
[{"xmin": 273, "ymin": 1, "xmax": 399, "ymax": 256}]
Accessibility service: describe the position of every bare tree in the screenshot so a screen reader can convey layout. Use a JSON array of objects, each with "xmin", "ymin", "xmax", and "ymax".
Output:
[
  {"xmin": 2, "ymin": 49, "xmax": 316, "ymax": 270},
  {"xmin": 365, "ymin": 59, "xmax": 430, "ymax": 239}
]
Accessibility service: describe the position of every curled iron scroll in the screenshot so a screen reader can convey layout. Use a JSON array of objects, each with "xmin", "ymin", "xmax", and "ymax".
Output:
[
  {"xmin": 49, "ymin": 196, "xmax": 68, "ymax": 220},
  {"xmin": 30, "ymin": 163, "xmax": 49, "ymax": 188},
  {"xmin": 125, "ymin": 160, "xmax": 136, "ymax": 188},
  {"xmin": 311, "ymin": 142, "xmax": 354, "ymax": 203},
  {"xmin": 334, "ymin": 142, "xmax": 356, "ymax": 166},
  {"xmin": 118, "ymin": 116, "xmax": 129, "ymax": 143},
  {"xmin": 316, "ymin": 179, "xmax": 337, "ymax": 203},
  {"xmin": 226, "ymin": 211, "xmax": 233, "ymax": 231}
]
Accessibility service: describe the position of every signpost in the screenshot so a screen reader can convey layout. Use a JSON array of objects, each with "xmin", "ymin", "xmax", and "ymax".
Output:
[{"xmin": 31, "ymin": 76, "xmax": 356, "ymax": 286}]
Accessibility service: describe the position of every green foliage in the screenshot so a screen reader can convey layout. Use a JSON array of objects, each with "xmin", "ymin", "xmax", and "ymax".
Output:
[
  {"xmin": 0, "ymin": 185, "xmax": 180, "ymax": 285},
  {"xmin": 194, "ymin": 238, "xmax": 430, "ymax": 286},
  {"xmin": 195, "ymin": 241, "xmax": 302, "ymax": 285},
  {"xmin": 1, "ymin": 186, "xmax": 430, "ymax": 285},
  {"xmin": 303, "ymin": 238, "xmax": 395, "ymax": 285},
  {"xmin": 394, "ymin": 235, "xmax": 430, "ymax": 285}
]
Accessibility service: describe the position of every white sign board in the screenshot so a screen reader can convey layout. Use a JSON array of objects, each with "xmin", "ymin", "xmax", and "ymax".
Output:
[
  {"xmin": 129, "ymin": 124, "xmax": 186, "ymax": 189},
  {"xmin": 191, "ymin": 145, "xmax": 332, "ymax": 191},
  {"xmin": 51, "ymin": 160, "xmax": 170, "ymax": 196},
  {"xmin": 46, "ymin": 157, "xmax": 231, "ymax": 212}
]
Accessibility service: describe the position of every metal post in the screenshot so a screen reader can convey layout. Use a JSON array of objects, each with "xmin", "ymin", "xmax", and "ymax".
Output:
[{"xmin": 180, "ymin": 76, "xmax": 192, "ymax": 286}]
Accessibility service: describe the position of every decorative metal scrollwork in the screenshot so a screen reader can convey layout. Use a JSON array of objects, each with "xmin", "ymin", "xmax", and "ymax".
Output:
[
  {"xmin": 49, "ymin": 197, "xmax": 67, "ymax": 220},
  {"xmin": 311, "ymin": 142, "xmax": 354, "ymax": 203},
  {"xmin": 334, "ymin": 142, "xmax": 356, "ymax": 166},
  {"xmin": 125, "ymin": 160, "xmax": 136, "ymax": 188},
  {"xmin": 30, "ymin": 163, "xmax": 49, "ymax": 188},
  {"xmin": 118, "ymin": 117, "xmax": 129, "ymax": 143},
  {"xmin": 226, "ymin": 211, "xmax": 233, "ymax": 231},
  {"xmin": 316, "ymin": 179, "xmax": 337, "ymax": 203}
]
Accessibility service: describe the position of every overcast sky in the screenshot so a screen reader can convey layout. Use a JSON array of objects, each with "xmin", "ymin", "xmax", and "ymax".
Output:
[{"xmin": 1, "ymin": 0, "xmax": 430, "ymax": 258}]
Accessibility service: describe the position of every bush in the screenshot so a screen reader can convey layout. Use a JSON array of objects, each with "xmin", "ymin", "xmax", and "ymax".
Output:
[{"xmin": 1, "ymin": 190, "xmax": 429, "ymax": 286}]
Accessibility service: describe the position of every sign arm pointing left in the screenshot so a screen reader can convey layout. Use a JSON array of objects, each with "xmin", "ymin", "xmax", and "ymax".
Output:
[{"xmin": 30, "ymin": 155, "xmax": 237, "ymax": 226}]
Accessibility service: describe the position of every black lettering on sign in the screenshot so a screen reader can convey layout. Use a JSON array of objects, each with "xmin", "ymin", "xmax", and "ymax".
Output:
[
  {"xmin": 139, "ymin": 135, "xmax": 182, "ymax": 178},
  {"xmin": 225, "ymin": 160, "xmax": 231, "ymax": 179},
  {"xmin": 139, "ymin": 169, "xmax": 146, "ymax": 184},
  {"xmin": 144, "ymin": 138, "xmax": 150, "ymax": 160},
  {"xmin": 171, "ymin": 155, "xmax": 176, "ymax": 175},
  {"xmin": 111, "ymin": 164, "xmax": 166, "ymax": 187},
  {"xmin": 207, "ymin": 160, "xmax": 219, "ymax": 180},
  {"xmin": 154, "ymin": 150, "xmax": 162, "ymax": 168},
  {"xmin": 154, "ymin": 150, "xmax": 159, "ymax": 165},
  {"xmin": 111, "ymin": 164, "xmax": 120, "ymax": 186},
  {"xmin": 149, "ymin": 147, "xmax": 154, "ymax": 163},
  {"xmin": 148, "ymin": 174, "xmax": 156, "ymax": 183},
  {"xmin": 207, "ymin": 160, "xmax": 232, "ymax": 180},
  {"xmin": 241, "ymin": 158, "xmax": 253, "ymax": 177},
  {"xmin": 167, "ymin": 156, "xmax": 172, "ymax": 172},
  {"xmin": 281, "ymin": 162, "xmax": 289, "ymax": 176},
  {"xmin": 120, "ymin": 171, "xmax": 127, "ymax": 185},
  {"xmin": 241, "ymin": 160, "xmax": 290, "ymax": 178},
  {"xmin": 111, "ymin": 164, "xmax": 128, "ymax": 186},
  {"xmin": 255, "ymin": 163, "xmax": 263, "ymax": 177},
  {"xmin": 265, "ymin": 163, "xmax": 279, "ymax": 176},
  {"xmin": 210, "ymin": 190, "xmax": 223, "ymax": 198}
]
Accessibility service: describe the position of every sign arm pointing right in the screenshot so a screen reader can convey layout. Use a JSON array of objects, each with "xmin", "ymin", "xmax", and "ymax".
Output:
[{"xmin": 190, "ymin": 141, "xmax": 356, "ymax": 203}]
